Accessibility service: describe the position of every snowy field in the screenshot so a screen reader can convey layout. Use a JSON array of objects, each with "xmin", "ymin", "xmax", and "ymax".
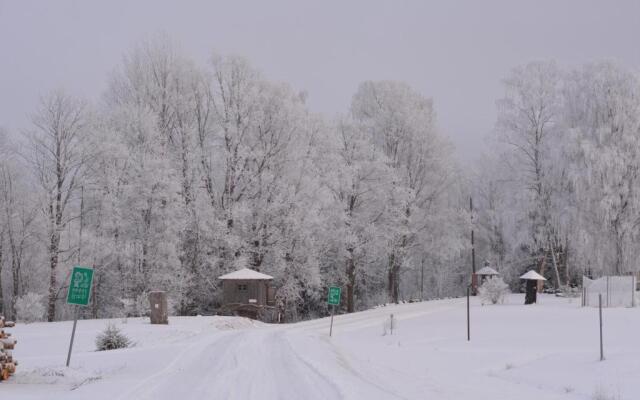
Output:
[{"xmin": 2, "ymin": 294, "xmax": 638, "ymax": 400}]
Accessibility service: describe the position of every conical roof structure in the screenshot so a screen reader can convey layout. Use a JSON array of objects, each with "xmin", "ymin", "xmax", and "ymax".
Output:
[
  {"xmin": 476, "ymin": 266, "xmax": 499, "ymax": 276},
  {"xmin": 519, "ymin": 270, "xmax": 546, "ymax": 280}
]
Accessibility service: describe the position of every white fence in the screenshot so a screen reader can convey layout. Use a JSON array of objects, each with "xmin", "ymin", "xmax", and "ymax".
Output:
[{"xmin": 582, "ymin": 275, "xmax": 637, "ymax": 307}]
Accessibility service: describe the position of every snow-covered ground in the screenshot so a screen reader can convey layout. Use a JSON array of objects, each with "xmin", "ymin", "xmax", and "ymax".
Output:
[{"xmin": 2, "ymin": 294, "xmax": 638, "ymax": 399}]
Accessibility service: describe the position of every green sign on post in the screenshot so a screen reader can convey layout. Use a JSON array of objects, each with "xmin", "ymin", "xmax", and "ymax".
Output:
[
  {"xmin": 328, "ymin": 286, "xmax": 341, "ymax": 305},
  {"xmin": 327, "ymin": 286, "xmax": 341, "ymax": 337},
  {"xmin": 65, "ymin": 266, "xmax": 94, "ymax": 367},
  {"xmin": 66, "ymin": 266, "xmax": 94, "ymax": 306}
]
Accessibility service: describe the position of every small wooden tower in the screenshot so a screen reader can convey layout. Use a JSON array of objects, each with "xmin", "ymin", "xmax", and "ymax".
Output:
[
  {"xmin": 520, "ymin": 270, "xmax": 547, "ymax": 304},
  {"xmin": 476, "ymin": 265, "xmax": 500, "ymax": 285},
  {"xmin": 218, "ymin": 268, "xmax": 276, "ymax": 321}
]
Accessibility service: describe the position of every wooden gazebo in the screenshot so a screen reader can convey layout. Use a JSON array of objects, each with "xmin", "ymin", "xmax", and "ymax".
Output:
[{"xmin": 476, "ymin": 266, "xmax": 500, "ymax": 285}]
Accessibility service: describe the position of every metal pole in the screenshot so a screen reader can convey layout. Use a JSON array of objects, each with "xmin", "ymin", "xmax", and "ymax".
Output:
[
  {"xmin": 329, "ymin": 305, "xmax": 334, "ymax": 337},
  {"xmin": 466, "ymin": 286, "xmax": 470, "ymax": 341},
  {"xmin": 599, "ymin": 293, "xmax": 604, "ymax": 361},
  {"xmin": 390, "ymin": 314, "xmax": 394, "ymax": 335},
  {"xmin": 66, "ymin": 307, "xmax": 79, "ymax": 367},
  {"xmin": 420, "ymin": 258, "xmax": 424, "ymax": 301},
  {"xmin": 470, "ymin": 198, "xmax": 476, "ymax": 295}
]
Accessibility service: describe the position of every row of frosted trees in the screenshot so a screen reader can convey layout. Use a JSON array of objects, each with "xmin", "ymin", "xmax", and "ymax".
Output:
[
  {"xmin": 4, "ymin": 39, "xmax": 637, "ymax": 323},
  {"xmin": 475, "ymin": 61, "xmax": 640, "ymax": 289},
  {"xmin": 0, "ymin": 38, "xmax": 468, "ymax": 322}
]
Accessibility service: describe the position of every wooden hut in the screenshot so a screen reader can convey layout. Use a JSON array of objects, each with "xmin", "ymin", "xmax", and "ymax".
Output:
[{"xmin": 218, "ymin": 268, "xmax": 276, "ymax": 321}]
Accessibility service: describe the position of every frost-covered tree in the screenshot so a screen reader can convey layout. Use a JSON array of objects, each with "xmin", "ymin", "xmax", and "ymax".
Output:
[
  {"xmin": 495, "ymin": 61, "xmax": 564, "ymax": 288},
  {"xmin": 351, "ymin": 81, "xmax": 459, "ymax": 303},
  {"xmin": 563, "ymin": 62, "xmax": 640, "ymax": 276},
  {"xmin": 25, "ymin": 91, "xmax": 90, "ymax": 321},
  {"xmin": 320, "ymin": 117, "xmax": 391, "ymax": 312}
]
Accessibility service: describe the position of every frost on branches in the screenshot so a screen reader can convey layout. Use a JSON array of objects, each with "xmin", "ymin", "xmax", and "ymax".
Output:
[
  {"xmin": 2, "ymin": 34, "xmax": 639, "ymax": 323},
  {"xmin": 478, "ymin": 277, "xmax": 510, "ymax": 305}
]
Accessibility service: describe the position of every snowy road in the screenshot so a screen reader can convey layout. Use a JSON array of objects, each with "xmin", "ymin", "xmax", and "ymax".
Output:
[
  {"xmin": 117, "ymin": 329, "xmax": 342, "ymax": 400},
  {"xmin": 3, "ymin": 295, "xmax": 640, "ymax": 399}
]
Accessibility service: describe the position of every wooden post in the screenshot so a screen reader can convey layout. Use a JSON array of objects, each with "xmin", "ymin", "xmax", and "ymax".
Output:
[
  {"xmin": 599, "ymin": 293, "xmax": 604, "ymax": 361},
  {"xmin": 390, "ymin": 314, "xmax": 394, "ymax": 335},
  {"xmin": 466, "ymin": 286, "xmax": 470, "ymax": 341}
]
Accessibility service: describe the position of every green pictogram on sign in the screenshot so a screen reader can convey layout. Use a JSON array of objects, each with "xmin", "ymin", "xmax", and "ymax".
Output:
[
  {"xmin": 328, "ymin": 286, "xmax": 341, "ymax": 305},
  {"xmin": 66, "ymin": 266, "xmax": 94, "ymax": 306}
]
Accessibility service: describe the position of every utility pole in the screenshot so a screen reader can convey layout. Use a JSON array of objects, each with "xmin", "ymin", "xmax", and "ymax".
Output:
[
  {"xmin": 78, "ymin": 185, "xmax": 84, "ymax": 264},
  {"xmin": 470, "ymin": 197, "xmax": 477, "ymax": 295}
]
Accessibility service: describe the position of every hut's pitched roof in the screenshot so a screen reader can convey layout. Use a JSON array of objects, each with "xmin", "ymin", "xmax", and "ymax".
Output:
[
  {"xmin": 476, "ymin": 266, "xmax": 499, "ymax": 276},
  {"xmin": 218, "ymin": 268, "xmax": 273, "ymax": 280},
  {"xmin": 519, "ymin": 270, "xmax": 547, "ymax": 280}
]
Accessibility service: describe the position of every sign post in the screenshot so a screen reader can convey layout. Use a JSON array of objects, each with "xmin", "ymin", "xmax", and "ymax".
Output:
[
  {"xmin": 466, "ymin": 285, "xmax": 471, "ymax": 341},
  {"xmin": 327, "ymin": 286, "xmax": 341, "ymax": 337},
  {"xmin": 65, "ymin": 266, "xmax": 94, "ymax": 367}
]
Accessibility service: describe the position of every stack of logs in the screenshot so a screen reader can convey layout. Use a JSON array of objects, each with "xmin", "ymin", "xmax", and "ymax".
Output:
[{"xmin": 0, "ymin": 316, "xmax": 18, "ymax": 381}]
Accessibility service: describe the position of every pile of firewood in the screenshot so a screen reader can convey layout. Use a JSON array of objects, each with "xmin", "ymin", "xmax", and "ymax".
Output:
[{"xmin": 0, "ymin": 316, "xmax": 18, "ymax": 381}]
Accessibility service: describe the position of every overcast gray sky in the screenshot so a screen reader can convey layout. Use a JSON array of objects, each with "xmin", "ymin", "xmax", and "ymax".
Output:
[{"xmin": 1, "ymin": 0, "xmax": 639, "ymax": 161}]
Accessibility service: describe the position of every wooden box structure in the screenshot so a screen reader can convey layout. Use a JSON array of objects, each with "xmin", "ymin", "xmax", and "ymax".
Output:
[
  {"xmin": 218, "ymin": 268, "xmax": 276, "ymax": 321},
  {"xmin": 149, "ymin": 291, "xmax": 169, "ymax": 324}
]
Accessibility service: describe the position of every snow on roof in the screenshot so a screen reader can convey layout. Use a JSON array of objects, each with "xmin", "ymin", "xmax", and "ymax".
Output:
[
  {"xmin": 520, "ymin": 270, "xmax": 547, "ymax": 280},
  {"xmin": 476, "ymin": 266, "xmax": 499, "ymax": 275},
  {"xmin": 218, "ymin": 268, "xmax": 274, "ymax": 280}
]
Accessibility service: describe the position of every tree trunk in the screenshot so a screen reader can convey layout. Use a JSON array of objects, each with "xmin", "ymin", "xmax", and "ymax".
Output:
[
  {"xmin": 549, "ymin": 240, "xmax": 561, "ymax": 289},
  {"xmin": 537, "ymin": 252, "xmax": 547, "ymax": 293},
  {"xmin": 387, "ymin": 252, "xmax": 400, "ymax": 304},
  {"xmin": 346, "ymin": 248, "xmax": 356, "ymax": 313},
  {"xmin": 614, "ymin": 234, "xmax": 623, "ymax": 275},
  {"xmin": 47, "ymin": 230, "xmax": 60, "ymax": 322}
]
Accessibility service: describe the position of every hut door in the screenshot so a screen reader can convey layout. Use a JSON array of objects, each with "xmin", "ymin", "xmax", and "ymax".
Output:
[{"xmin": 236, "ymin": 282, "xmax": 250, "ymax": 304}]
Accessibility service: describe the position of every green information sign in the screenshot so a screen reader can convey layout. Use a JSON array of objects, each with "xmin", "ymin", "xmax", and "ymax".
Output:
[
  {"xmin": 328, "ymin": 286, "xmax": 341, "ymax": 306},
  {"xmin": 66, "ymin": 266, "xmax": 94, "ymax": 306}
]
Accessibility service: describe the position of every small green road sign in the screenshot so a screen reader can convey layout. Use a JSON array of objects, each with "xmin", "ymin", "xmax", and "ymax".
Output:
[
  {"xmin": 328, "ymin": 286, "xmax": 341, "ymax": 306},
  {"xmin": 66, "ymin": 266, "xmax": 94, "ymax": 306}
]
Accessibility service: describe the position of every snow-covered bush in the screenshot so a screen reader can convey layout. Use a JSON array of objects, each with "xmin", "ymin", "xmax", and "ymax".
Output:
[
  {"xmin": 478, "ymin": 277, "xmax": 510, "ymax": 305},
  {"xmin": 95, "ymin": 324, "xmax": 132, "ymax": 351},
  {"xmin": 15, "ymin": 292, "xmax": 46, "ymax": 322},
  {"xmin": 135, "ymin": 292, "xmax": 150, "ymax": 317}
]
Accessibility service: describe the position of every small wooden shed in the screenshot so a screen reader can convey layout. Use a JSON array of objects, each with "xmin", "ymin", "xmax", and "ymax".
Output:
[
  {"xmin": 476, "ymin": 266, "xmax": 500, "ymax": 285},
  {"xmin": 218, "ymin": 268, "xmax": 276, "ymax": 320}
]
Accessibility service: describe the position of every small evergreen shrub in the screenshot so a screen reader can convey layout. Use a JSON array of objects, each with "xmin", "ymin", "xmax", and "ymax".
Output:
[
  {"xmin": 479, "ymin": 277, "xmax": 510, "ymax": 305},
  {"xmin": 95, "ymin": 323, "xmax": 131, "ymax": 351}
]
